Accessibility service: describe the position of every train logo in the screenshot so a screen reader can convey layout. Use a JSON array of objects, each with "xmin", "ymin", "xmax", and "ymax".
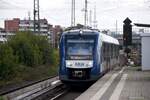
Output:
[{"xmin": 75, "ymin": 62, "xmax": 85, "ymax": 67}]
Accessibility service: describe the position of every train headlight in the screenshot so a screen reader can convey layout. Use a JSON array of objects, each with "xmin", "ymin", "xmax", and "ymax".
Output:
[
  {"xmin": 66, "ymin": 62, "xmax": 72, "ymax": 67},
  {"xmin": 79, "ymin": 30, "xmax": 83, "ymax": 34},
  {"xmin": 87, "ymin": 61, "xmax": 93, "ymax": 67}
]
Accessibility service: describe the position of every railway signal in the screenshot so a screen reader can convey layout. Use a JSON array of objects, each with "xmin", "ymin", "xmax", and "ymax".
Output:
[{"xmin": 123, "ymin": 18, "xmax": 132, "ymax": 46}]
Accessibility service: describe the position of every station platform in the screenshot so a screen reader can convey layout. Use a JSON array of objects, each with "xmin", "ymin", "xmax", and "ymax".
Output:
[{"xmin": 76, "ymin": 66, "xmax": 150, "ymax": 100}]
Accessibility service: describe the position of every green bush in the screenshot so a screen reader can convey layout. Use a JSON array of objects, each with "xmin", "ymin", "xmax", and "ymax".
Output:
[
  {"xmin": 0, "ymin": 44, "xmax": 18, "ymax": 80},
  {"xmin": 49, "ymin": 49, "xmax": 59, "ymax": 67},
  {"xmin": 34, "ymin": 35, "xmax": 51, "ymax": 64},
  {"xmin": 0, "ymin": 31, "xmax": 59, "ymax": 82},
  {"xmin": 8, "ymin": 32, "xmax": 44, "ymax": 66},
  {"xmin": 0, "ymin": 96, "xmax": 4, "ymax": 100},
  {"xmin": 8, "ymin": 32, "xmax": 56, "ymax": 67}
]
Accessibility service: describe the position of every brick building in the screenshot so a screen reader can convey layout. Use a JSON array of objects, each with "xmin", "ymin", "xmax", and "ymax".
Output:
[
  {"xmin": 5, "ymin": 18, "xmax": 49, "ymax": 35},
  {"xmin": 51, "ymin": 25, "xmax": 63, "ymax": 48},
  {"xmin": 5, "ymin": 18, "xmax": 20, "ymax": 32},
  {"xmin": 4, "ymin": 18, "xmax": 63, "ymax": 48}
]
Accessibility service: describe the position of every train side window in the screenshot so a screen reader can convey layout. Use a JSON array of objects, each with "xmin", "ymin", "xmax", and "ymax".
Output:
[
  {"xmin": 108, "ymin": 43, "xmax": 110, "ymax": 59},
  {"xmin": 110, "ymin": 44, "xmax": 111, "ymax": 57},
  {"xmin": 117, "ymin": 45, "xmax": 118, "ymax": 58},
  {"xmin": 103, "ymin": 43, "xmax": 106, "ymax": 61},
  {"xmin": 106, "ymin": 43, "xmax": 108, "ymax": 60},
  {"xmin": 101, "ymin": 43, "xmax": 103, "ymax": 62},
  {"xmin": 110, "ymin": 44, "xmax": 112, "ymax": 58},
  {"xmin": 115, "ymin": 45, "xmax": 117, "ymax": 58},
  {"xmin": 117, "ymin": 46, "xmax": 119, "ymax": 58},
  {"xmin": 104, "ymin": 43, "xmax": 106, "ymax": 61},
  {"xmin": 107, "ymin": 43, "xmax": 110, "ymax": 59},
  {"xmin": 113, "ymin": 45, "xmax": 115, "ymax": 58},
  {"xmin": 116, "ymin": 45, "xmax": 118, "ymax": 58},
  {"xmin": 111, "ymin": 44, "xmax": 113, "ymax": 58},
  {"xmin": 109, "ymin": 44, "xmax": 111, "ymax": 58}
]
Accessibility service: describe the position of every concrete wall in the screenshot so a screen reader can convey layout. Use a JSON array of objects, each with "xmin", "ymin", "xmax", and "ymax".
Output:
[{"xmin": 141, "ymin": 33, "xmax": 150, "ymax": 70}]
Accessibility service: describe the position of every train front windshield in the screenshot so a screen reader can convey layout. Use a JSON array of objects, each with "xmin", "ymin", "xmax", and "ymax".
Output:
[{"xmin": 66, "ymin": 40, "xmax": 94, "ymax": 60}]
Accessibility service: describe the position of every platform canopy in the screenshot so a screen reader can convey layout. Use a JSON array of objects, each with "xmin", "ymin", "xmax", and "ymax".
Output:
[{"xmin": 134, "ymin": 23, "xmax": 150, "ymax": 27}]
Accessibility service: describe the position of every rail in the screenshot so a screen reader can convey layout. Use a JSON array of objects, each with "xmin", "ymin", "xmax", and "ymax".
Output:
[{"xmin": 0, "ymin": 76, "xmax": 64, "ymax": 100}]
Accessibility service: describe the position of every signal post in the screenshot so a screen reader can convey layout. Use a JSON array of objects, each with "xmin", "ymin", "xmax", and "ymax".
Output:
[{"xmin": 123, "ymin": 18, "xmax": 132, "ymax": 64}]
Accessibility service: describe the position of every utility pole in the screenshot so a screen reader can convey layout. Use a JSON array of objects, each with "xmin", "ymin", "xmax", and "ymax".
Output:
[
  {"xmin": 71, "ymin": 0, "xmax": 75, "ymax": 26},
  {"xmin": 84, "ymin": 0, "xmax": 88, "ymax": 26},
  {"xmin": 34, "ymin": 0, "xmax": 40, "ymax": 33}
]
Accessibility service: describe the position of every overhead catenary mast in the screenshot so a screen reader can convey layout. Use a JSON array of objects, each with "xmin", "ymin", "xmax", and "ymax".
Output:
[
  {"xmin": 116, "ymin": 20, "xmax": 118, "ymax": 35},
  {"xmin": 71, "ymin": 0, "xmax": 75, "ymax": 26},
  {"xmin": 33, "ymin": 0, "xmax": 40, "ymax": 33},
  {"xmin": 28, "ymin": 11, "xmax": 31, "ymax": 21},
  {"xmin": 89, "ymin": 10, "xmax": 92, "ymax": 27},
  {"xmin": 84, "ymin": 0, "xmax": 88, "ymax": 26},
  {"xmin": 93, "ymin": 4, "xmax": 97, "ymax": 29},
  {"xmin": 28, "ymin": 11, "xmax": 31, "ymax": 31}
]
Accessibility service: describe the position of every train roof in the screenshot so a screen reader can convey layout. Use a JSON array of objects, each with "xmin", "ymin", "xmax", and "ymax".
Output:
[
  {"xmin": 100, "ymin": 33, "xmax": 119, "ymax": 45},
  {"xmin": 62, "ymin": 29, "xmax": 119, "ymax": 45},
  {"xmin": 63, "ymin": 28, "xmax": 99, "ymax": 35}
]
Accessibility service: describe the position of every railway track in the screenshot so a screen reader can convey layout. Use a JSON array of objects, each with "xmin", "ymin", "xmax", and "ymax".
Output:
[
  {"xmin": 1, "ymin": 76, "xmax": 92, "ymax": 100},
  {"xmin": 1, "ymin": 76, "xmax": 69, "ymax": 100},
  {"xmin": 38, "ymin": 84, "xmax": 69, "ymax": 100},
  {"xmin": 54, "ymin": 86, "xmax": 90, "ymax": 100}
]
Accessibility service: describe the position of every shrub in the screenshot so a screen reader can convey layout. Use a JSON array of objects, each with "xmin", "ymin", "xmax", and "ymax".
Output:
[
  {"xmin": 8, "ymin": 32, "xmax": 43, "ymax": 66},
  {"xmin": 49, "ymin": 49, "xmax": 59, "ymax": 67},
  {"xmin": 0, "ymin": 31, "xmax": 59, "ymax": 83},
  {"xmin": 8, "ymin": 32, "xmax": 55, "ymax": 66},
  {"xmin": 0, "ymin": 44, "xmax": 18, "ymax": 80}
]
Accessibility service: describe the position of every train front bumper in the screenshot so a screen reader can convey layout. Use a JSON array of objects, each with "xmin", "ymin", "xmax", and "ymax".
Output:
[{"xmin": 59, "ymin": 75, "xmax": 100, "ymax": 83}]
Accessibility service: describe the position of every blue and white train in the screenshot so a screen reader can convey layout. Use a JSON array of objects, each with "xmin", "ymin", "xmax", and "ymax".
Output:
[{"xmin": 59, "ymin": 28, "xmax": 119, "ymax": 84}]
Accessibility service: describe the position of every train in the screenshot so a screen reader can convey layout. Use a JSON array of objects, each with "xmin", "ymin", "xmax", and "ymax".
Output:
[{"xmin": 59, "ymin": 28, "xmax": 119, "ymax": 84}]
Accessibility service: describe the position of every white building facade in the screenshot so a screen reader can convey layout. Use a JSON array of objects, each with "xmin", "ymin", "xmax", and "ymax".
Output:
[
  {"xmin": 141, "ymin": 33, "xmax": 150, "ymax": 70},
  {"xmin": 0, "ymin": 32, "xmax": 15, "ymax": 43},
  {"xmin": 19, "ymin": 19, "xmax": 48, "ymax": 36}
]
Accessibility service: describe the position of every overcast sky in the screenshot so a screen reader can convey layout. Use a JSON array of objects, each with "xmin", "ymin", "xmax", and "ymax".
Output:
[{"xmin": 0, "ymin": 0, "xmax": 150, "ymax": 30}]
